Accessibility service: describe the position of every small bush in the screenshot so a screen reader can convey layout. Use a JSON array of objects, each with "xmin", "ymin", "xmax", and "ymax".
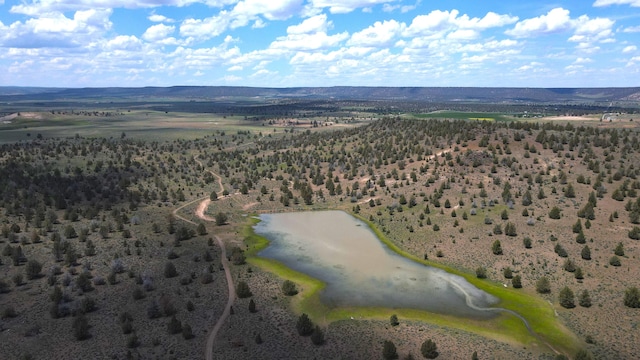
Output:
[
  {"xmin": 236, "ymin": 281, "xmax": 252, "ymax": 298},
  {"xmin": 282, "ymin": 280, "xmax": 298, "ymax": 296},
  {"xmin": 164, "ymin": 262, "xmax": 178, "ymax": 278}
]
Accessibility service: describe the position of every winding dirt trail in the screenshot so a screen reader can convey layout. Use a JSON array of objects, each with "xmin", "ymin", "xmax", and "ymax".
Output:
[
  {"xmin": 204, "ymin": 235, "xmax": 235, "ymax": 360},
  {"xmin": 173, "ymin": 156, "xmax": 234, "ymax": 360},
  {"xmin": 172, "ymin": 196, "xmax": 204, "ymax": 225}
]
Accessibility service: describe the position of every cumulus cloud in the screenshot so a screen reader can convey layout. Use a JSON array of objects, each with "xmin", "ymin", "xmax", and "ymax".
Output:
[
  {"xmin": 143, "ymin": 23, "xmax": 175, "ymax": 42},
  {"xmin": 454, "ymin": 11, "xmax": 518, "ymax": 29},
  {"xmin": 506, "ymin": 7, "xmax": 615, "ymax": 52},
  {"xmin": 574, "ymin": 57, "xmax": 593, "ymax": 63},
  {"xmin": 403, "ymin": 9, "xmax": 516, "ymax": 39},
  {"xmin": 287, "ymin": 14, "xmax": 331, "ymax": 34},
  {"xmin": 623, "ymin": 45, "xmax": 637, "ymax": 53},
  {"xmin": 180, "ymin": 0, "xmax": 303, "ymax": 41},
  {"xmin": 180, "ymin": 12, "xmax": 232, "ymax": 39},
  {"xmin": 0, "ymin": 9, "xmax": 112, "ymax": 48},
  {"xmin": 171, "ymin": 43, "xmax": 242, "ymax": 69},
  {"xmin": 270, "ymin": 30, "xmax": 349, "ymax": 51},
  {"xmin": 516, "ymin": 62, "xmax": 544, "ymax": 72},
  {"xmin": 148, "ymin": 14, "xmax": 174, "ymax": 23},
  {"xmin": 569, "ymin": 15, "xmax": 614, "ymax": 42},
  {"xmin": 10, "ymin": 0, "xmax": 237, "ymax": 16},
  {"xmin": 232, "ymin": 0, "xmax": 303, "ymax": 21},
  {"xmin": 404, "ymin": 10, "xmax": 459, "ymax": 36},
  {"xmin": 594, "ymin": 0, "xmax": 640, "ymax": 6},
  {"xmin": 347, "ymin": 19, "xmax": 404, "ymax": 47},
  {"xmin": 106, "ymin": 35, "xmax": 143, "ymax": 51},
  {"xmin": 309, "ymin": 0, "xmax": 395, "ymax": 14},
  {"xmin": 506, "ymin": 8, "xmax": 572, "ymax": 37}
]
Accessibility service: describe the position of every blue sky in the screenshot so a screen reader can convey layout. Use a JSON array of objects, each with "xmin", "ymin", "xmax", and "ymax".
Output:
[{"xmin": 0, "ymin": 0, "xmax": 639, "ymax": 87}]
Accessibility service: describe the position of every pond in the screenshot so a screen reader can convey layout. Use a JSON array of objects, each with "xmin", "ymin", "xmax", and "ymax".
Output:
[{"xmin": 254, "ymin": 210, "xmax": 500, "ymax": 319}]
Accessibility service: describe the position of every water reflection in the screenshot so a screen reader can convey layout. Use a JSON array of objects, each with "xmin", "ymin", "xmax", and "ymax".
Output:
[{"xmin": 255, "ymin": 210, "xmax": 498, "ymax": 319}]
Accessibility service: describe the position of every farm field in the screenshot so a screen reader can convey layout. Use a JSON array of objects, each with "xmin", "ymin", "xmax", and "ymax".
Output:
[{"xmin": 0, "ymin": 94, "xmax": 639, "ymax": 360}]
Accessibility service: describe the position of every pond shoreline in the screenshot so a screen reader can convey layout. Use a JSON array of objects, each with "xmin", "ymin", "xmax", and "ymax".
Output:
[{"xmin": 242, "ymin": 210, "xmax": 580, "ymax": 356}]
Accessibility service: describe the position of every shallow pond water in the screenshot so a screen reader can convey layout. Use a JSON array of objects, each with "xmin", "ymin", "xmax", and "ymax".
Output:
[{"xmin": 254, "ymin": 210, "xmax": 499, "ymax": 319}]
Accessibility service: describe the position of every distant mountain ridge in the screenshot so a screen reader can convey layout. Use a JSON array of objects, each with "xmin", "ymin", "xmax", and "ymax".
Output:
[{"xmin": 1, "ymin": 86, "xmax": 638, "ymax": 103}]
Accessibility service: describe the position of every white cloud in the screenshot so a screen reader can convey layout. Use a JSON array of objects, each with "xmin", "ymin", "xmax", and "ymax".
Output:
[
  {"xmin": 171, "ymin": 43, "xmax": 242, "ymax": 69},
  {"xmin": 506, "ymin": 8, "xmax": 572, "ymax": 37},
  {"xmin": 623, "ymin": 25, "xmax": 640, "ymax": 32},
  {"xmin": 0, "ymin": 9, "xmax": 112, "ymax": 48},
  {"xmin": 10, "ymin": 0, "xmax": 237, "ymax": 16},
  {"xmin": 309, "ymin": 0, "xmax": 395, "ymax": 14},
  {"xmin": 404, "ymin": 10, "xmax": 459, "ymax": 36},
  {"xmin": 180, "ymin": 0, "xmax": 303, "ymax": 42},
  {"xmin": 252, "ymin": 19, "xmax": 266, "ymax": 29},
  {"xmin": 623, "ymin": 45, "xmax": 637, "ymax": 53},
  {"xmin": 251, "ymin": 68, "xmax": 276, "ymax": 77},
  {"xmin": 459, "ymin": 39, "xmax": 518, "ymax": 52},
  {"xmin": 403, "ymin": 9, "xmax": 516, "ymax": 39},
  {"xmin": 180, "ymin": 12, "xmax": 232, "ymax": 39},
  {"xmin": 106, "ymin": 35, "xmax": 143, "ymax": 51},
  {"xmin": 575, "ymin": 42, "xmax": 601, "ymax": 53},
  {"xmin": 347, "ymin": 19, "xmax": 404, "ymax": 47},
  {"xmin": 143, "ymin": 23, "xmax": 175, "ymax": 42},
  {"xmin": 506, "ymin": 8, "xmax": 614, "ymax": 51},
  {"xmin": 290, "ymin": 46, "xmax": 373, "ymax": 64},
  {"xmin": 148, "ymin": 14, "xmax": 174, "ymax": 23},
  {"xmin": 454, "ymin": 11, "xmax": 519, "ymax": 30},
  {"xmin": 287, "ymin": 14, "xmax": 330, "ymax": 34},
  {"xmin": 516, "ymin": 62, "xmax": 544, "ymax": 72},
  {"xmin": 270, "ymin": 31, "xmax": 349, "ymax": 51},
  {"xmin": 446, "ymin": 29, "xmax": 478, "ymax": 40},
  {"xmin": 627, "ymin": 56, "xmax": 640, "ymax": 66},
  {"xmin": 574, "ymin": 57, "xmax": 593, "ymax": 63},
  {"xmin": 570, "ymin": 15, "xmax": 614, "ymax": 42},
  {"xmin": 594, "ymin": 0, "xmax": 640, "ymax": 6},
  {"xmin": 232, "ymin": 0, "xmax": 303, "ymax": 21}
]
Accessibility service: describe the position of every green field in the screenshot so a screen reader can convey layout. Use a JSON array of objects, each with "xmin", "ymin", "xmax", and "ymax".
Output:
[{"xmin": 412, "ymin": 111, "xmax": 516, "ymax": 122}]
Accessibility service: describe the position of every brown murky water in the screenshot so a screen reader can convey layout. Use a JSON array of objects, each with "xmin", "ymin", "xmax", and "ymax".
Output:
[{"xmin": 255, "ymin": 210, "xmax": 499, "ymax": 319}]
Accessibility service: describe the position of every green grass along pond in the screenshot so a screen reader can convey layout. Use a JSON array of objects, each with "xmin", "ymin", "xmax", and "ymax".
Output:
[{"xmin": 246, "ymin": 210, "xmax": 581, "ymax": 355}]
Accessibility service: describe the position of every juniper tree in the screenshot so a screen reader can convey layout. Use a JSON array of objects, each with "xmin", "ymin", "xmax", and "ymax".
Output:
[
  {"xmin": 296, "ymin": 313, "xmax": 314, "ymax": 336},
  {"xmin": 421, "ymin": 339, "xmax": 439, "ymax": 359},
  {"xmin": 512, "ymin": 275, "xmax": 522, "ymax": 288},
  {"xmin": 491, "ymin": 240, "xmax": 502, "ymax": 255},
  {"xmin": 624, "ymin": 287, "xmax": 640, "ymax": 308},
  {"xmin": 614, "ymin": 242, "xmax": 625, "ymax": 256},
  {"xmin": 72, "ymin": 314, "xmax": 90, "ymax": 340},
  {"xmin": 559, "ymin": 286, "xmax": 575, "ymax": 308},
  {"xmin": 579, "ymin": 290, "xmax": 592, "ymax": 308},
  {"xmin": 236, "ymin": 281, "xmax": 252, "ymax": 298},
  {"xmin": 382, "ymin": 340, "xmax": 398, "ymax": 360},
  {"xmin": 536, "ymin": 277, "xmax": 551, "ymax": 294},
  {"xmin": 390, "ymin": 314, "xmax": 399, "ymax": 326},
  {"xmin": 310, "ymin": 325, "xmax": 325, "ymax": 345},
  {"xmin": 282, "ymin": 280, "xmax": 298, "ymax": 296}
]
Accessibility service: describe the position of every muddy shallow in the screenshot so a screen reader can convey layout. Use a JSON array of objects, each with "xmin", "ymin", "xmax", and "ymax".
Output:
[{"xmin": 254, "ymin": 210, "xmax": 499, "ymax": 319}]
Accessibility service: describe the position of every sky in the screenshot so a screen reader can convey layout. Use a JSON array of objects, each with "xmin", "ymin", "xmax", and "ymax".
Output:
[{"xmin": 0, "ymin": 0, "xmax": 639, "ymax": 88}]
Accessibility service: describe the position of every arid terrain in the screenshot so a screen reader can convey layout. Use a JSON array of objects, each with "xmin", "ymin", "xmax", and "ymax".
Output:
[{"xmin": 0, "ymin": 90, "xmax": 639, "ymax": 359}]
